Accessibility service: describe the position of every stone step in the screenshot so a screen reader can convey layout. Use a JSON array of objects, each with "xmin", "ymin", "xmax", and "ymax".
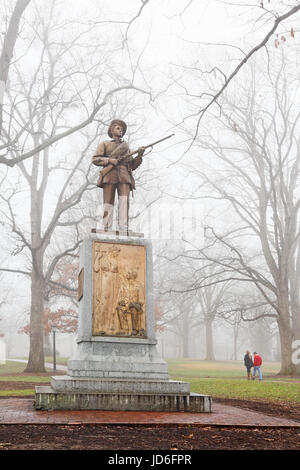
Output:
[
  {"xmin": 35, "ymin": 386, "xmax": 212, "ymax": 413},
  {"xmin": 51, "ymin": 376, "xmax": 190, "ymax": 394}
]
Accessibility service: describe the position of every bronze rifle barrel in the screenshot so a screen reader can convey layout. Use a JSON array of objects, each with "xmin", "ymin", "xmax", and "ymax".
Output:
[{"xmin": 126, "ymin": 133, "xmax": 175, "ymax": 157}]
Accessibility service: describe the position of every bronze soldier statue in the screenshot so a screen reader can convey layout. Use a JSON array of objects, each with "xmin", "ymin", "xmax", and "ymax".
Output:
[{"xmin": 92, "ymin": 119, "xmax": 145, "ymax": 232}]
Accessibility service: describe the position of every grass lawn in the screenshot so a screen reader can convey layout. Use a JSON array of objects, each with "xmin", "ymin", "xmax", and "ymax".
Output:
[
  {"xmin": 0, "ymin": 375, "xmax": 51, "ymax": 383},
  {"xmin": 0, "ymin": 359, "xmax": 299, "ymax": 403},
  {"xmin": 44, "ymin": 356, "xmax": 68, "ymax": 365},
  {"xmin": 184, "ymin": 378, "xmax": 300, "ymax": 403},
  {"xmin": 167, "ymin": 358, "xmax": 283, "ymax": 378},
  {"xmin": 0, "ymin": 361, "xmax": 53, "ymax": 397},
  {"xmin": 167, "ymin": 359, "xmax": 300, "ymax": 403},
  {"xmin": 0, "ymin": 389, "xmax": 38, "ymax": 397},
  {"xmin": 14, "ymin": 356, "xmax": 69, "ymax": 366},
  {"xmin": 0, "ymin": 361, "xmax": 53, "ymax": 374}
]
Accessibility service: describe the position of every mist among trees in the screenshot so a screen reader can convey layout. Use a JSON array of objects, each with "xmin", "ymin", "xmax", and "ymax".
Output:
[{"xmin": 0, "ymin": 0, "xmax": 300, "ymax": 375}]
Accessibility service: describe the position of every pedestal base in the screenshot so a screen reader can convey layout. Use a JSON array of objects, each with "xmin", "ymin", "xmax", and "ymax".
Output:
[
  {"xmin": 35, "ymin": 386, "xmax": 212, "ymax": 412},
  {"xmin": 66, "ymin": 338, "xmax": 170, "ymax": 380},
  {"xmin": 34, "ymin": 235, "xmax": 212, "ymax": 413},
  {"xmin": 91, "ymin": 229, "xmax": 144, "ymax": 238}
]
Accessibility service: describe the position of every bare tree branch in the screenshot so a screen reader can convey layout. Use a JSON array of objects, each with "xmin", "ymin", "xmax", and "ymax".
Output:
[
  {"xmin": 0, "ymin": 0, "xmax": 31, "ymax": 130},
  {"xmin": 183, "ymin": 3, "xmax": 300, "ymax": 154}
]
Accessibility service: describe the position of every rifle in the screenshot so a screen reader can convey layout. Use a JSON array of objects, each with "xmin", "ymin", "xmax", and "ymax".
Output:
[
  {"xmin": 95, "ymin": 133, "xmax": 175, "ymax": 187},
  {"xmin": 124, "ymin": 133, "xmax": 175, "ymax": 158}
]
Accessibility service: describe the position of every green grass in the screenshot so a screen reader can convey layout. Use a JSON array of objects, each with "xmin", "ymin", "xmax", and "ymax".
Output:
[
  {"xmin": 14, "ymin": 356, "xmax": 68, "ymax": 366},
  {"xmin": 0, "ymin": 375, "xmax": 50, "ymax": 383},
  {"xmin": 167, "ymin": 359, "xmax": 300, "ymax": 403},
  {"xmin": 0, "ymin": 360, "xmax": 53, "ymax": 375},
  {"xmin": 0, "ymin": 361, "xmax": 29, "ymax": 374},
  {"xmin": 167, "ymin": 359, "xmax": 283, "ymax": 379},
  {"xmin": 44, "ymin": 356, "xmax": 68, "ymax": 365},
  {"xmin": 180, "ymin": 378, "xmax": 300, "ymax": 403},
  {"xmin": 0, "ymin": 361, "xmax": 52, "ymax": 397},
  {"xmin": 0, "ymin": 389, "xmax": 35, "ymax": 397}
]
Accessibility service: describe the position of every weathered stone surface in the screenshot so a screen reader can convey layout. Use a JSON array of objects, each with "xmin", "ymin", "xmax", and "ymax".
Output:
[
  {"xmin": 67, "ymin": 337, "xmax": 169, "ymax": 379},
  {"xmin": 91, "ymin": 229, "xmax": 144, "ymax": 238},
  {"xmin": 51, "ymin": 376, "xmax": 190, "ymax": 394},
  {"xmin": 67, "ymin": 235, "xmax": 169, "ymax": 381},
  {"xmin": 35, "ymin": 387, "xmax": 212, "ymax": 413},
  {"xmin": 34, "ymin": 234, "xmax": 212, "ymax": 413}
]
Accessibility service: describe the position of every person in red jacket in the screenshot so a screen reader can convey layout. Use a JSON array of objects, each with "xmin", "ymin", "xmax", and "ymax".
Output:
[{"xmin": 252, "ymin": 352, "xmax": 263, "ymax": 381}]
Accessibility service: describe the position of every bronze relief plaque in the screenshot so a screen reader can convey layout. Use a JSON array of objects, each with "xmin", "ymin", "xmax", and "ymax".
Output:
[{"xmin": 92, "ymin": 241, "xmax": 146, "ymax": 338}]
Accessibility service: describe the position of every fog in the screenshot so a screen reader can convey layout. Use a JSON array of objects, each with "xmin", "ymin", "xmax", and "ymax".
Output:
[{"xmin": 0, "ymin": 0, "xmax": 299, "ymax": 373}]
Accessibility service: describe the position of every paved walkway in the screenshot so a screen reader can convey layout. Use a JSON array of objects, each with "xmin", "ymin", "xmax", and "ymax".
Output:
[
  {"xmin": 8, "ymin": 359, "xmax": 67, "ymax": 372},
  {"xmin": 0, "ymin": 399, "xmax": 299, "ymax": 427}
]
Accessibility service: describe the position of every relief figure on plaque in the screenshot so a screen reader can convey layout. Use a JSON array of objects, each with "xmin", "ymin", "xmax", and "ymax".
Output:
[
  {"xmin": 93, "ymin": 245, "xmax": 121, "ymax": 335},
  {"xmin": 117, "ymin": 269, "xmax": 146, "ymax": 337},
  {"xmin": 116, "ymin": 300, "xmax": 130, "ymax": 336}
]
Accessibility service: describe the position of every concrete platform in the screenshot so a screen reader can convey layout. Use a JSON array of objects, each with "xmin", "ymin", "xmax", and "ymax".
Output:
[
  {"xmin": 35, "ymin": 386, "xmax": 212, "ymax": 412},
  {"xmin": 51, "ymin": 376, "xmax": 190, "ymax": 394}
]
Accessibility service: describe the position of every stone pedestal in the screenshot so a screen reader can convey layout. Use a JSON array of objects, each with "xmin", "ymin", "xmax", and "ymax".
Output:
[{"xmin": 35, "ymin": 234, "xmax": 211, "ymax": 412}]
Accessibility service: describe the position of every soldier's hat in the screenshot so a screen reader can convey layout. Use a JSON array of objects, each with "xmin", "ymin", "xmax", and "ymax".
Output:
[{"xmin": 108, "ymin": 119, "xmax": 127, "ymax": 138}]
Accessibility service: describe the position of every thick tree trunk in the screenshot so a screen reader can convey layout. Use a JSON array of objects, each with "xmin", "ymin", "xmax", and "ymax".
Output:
[
  {"xmin": 277, "ymin": 316, "xmax": 297, "ymax": 376},
  {"xmin": 291, "ymin": 299, "xmax": 300, "ymax": 374},
  {"xmin": 276, "ymin": 284, "xmax": 298, "ymax": 375},
  {"xmin": 205, "ymin": 318, "xmax": 215, "ymax": 361},
  {"xmin": 182, "ymin": 319, "xmax": 190, "ymax": 358},
  {"xmin": 44, "ymin": 334, "xmax": 52, "ymax": 356},
  {"xmin": 24, "ymin": 273, "xmax": 46, "ymax": 372},
  {"xmin": 233, "ymin": 329, "xmax": 238, "ymax": 361}
]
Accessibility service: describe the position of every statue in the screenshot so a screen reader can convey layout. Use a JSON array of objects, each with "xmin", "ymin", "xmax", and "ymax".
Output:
[
  {"xmin": 92, "ymin": 120, "xmax": 174, "ymax": 233},
  {"xmin": 92, "ymin": 119, "xmax": 145, "ymax": 232}
]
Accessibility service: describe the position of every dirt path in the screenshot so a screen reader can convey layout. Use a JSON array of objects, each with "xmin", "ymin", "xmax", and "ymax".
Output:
[
  {"xmin": 214, "ymin": 398, "xmax": 300, "ymax": 422},
  {"xmin": 0, "ymin": 423, "xmax": 299, "ymax": 450}
]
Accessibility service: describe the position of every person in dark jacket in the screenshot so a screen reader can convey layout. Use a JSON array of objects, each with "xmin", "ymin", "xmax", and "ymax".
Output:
[{"xmin": 244, "ymin": 350, "xmax": 253, "ymax": 380}]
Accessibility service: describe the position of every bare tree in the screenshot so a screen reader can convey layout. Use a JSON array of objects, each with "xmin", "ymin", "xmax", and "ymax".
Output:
[
  {"xmin": 0, "ymin": 0, "xmax": 31, "ymax": 131},
  {"xmin": 0, "ymin": 5, "xmax": 152, "ymax": 371},
  {"xmin": 155, "ymin": 239, "xmax": 232, "ymax": 361},
  {"xmin": 167, "ymin": 1, "xmax": 300, "ymax": 164},
  {"xmin": 175, "ymin": 54, "xmax": 300, "ymax": 374},
  {"xmin": 194, "ymin": 280, "xmax": 230, "ymax": 362},
  {"xmin": 0, "ymin": 0, "xmax": 152, "ymax": 168}
]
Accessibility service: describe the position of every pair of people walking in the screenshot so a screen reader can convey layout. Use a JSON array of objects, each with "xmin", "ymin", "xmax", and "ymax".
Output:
[{"xmin": 244, "ymin": 351, "xmax": 263, "ymax": 381}]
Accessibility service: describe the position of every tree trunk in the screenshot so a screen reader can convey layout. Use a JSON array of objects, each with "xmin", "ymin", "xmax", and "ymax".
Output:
[
  {"xmin": 44, "ymin": 334, "xmax": 52, "ymax": 356},
  {"xmin": 182, "ymin": 319, "xmax": 190, "ymax": 358},
  {"xmin": 291, "ymin": 299, "xmax": 300, "ymax": 374},
  {"xmin": 205, "ymin": 318, "xmax": 215, "ymax": 361},
  {"xmin": 233, "ymin": 328, "xmax": 238, "ymax": 361},
  {"xmin": 24, "ymin": 270, "xmax": 46, "ymax": 373},
  {"xmin": 277, "ymin": 316, "xmax": 297, "ymax": 376}
]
